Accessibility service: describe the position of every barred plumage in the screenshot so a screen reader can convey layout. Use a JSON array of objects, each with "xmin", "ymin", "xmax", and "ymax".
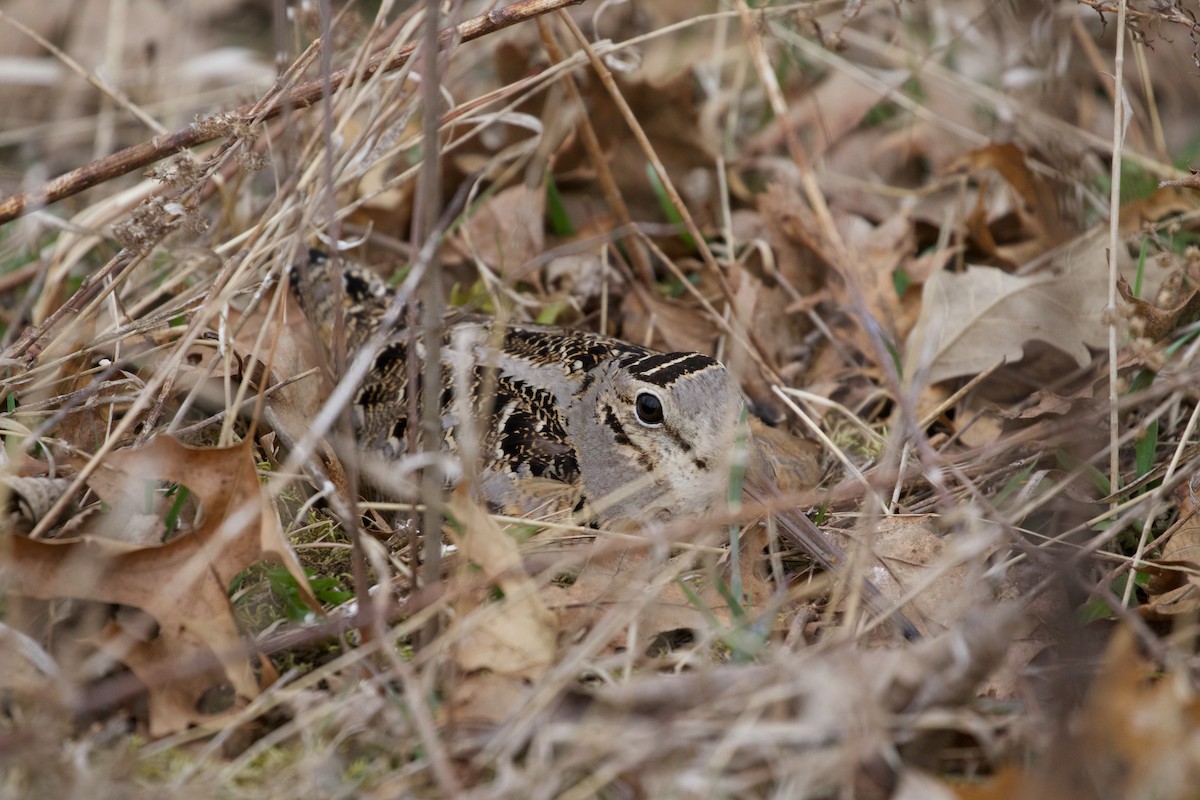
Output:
[
  {"xmin": 293, "ymin": 252, "xmax": 745, "ymax": 521},
  {"xmin": 292, "ymin": 251, "xmax": 921, "ymax": 638}
]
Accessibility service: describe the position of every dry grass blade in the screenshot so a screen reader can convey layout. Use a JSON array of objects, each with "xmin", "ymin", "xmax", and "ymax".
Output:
[
  {"xmin": 743, "ymin": 478, "xmax": 920, "ymax": 640},
  {"xmin": 4, "ymin": 0, "xmax": 1200, "ymax": 796},
  {"xmin": 0, "ymin": 0, "xmax": 586, "ymax": 225}
]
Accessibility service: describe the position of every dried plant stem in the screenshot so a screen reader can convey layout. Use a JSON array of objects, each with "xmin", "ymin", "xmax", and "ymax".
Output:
[
  {"xmin": 6, "ymin": 249, "xmax": 137, "ymax": 363},
  {"xmin": 0, "ymin": 11, "xmax": 166, "ymax": 137},
  {"xmin": 535, "ymin": 19, "xmax": 654, "ymax": 286},
  {"xmin": 1068, "ymin": 15, "xmax": 1149, "ymax": 155},
  {"xmin": 1107, "ymin": 1, "xmax": 1130, "ymax": 605},
  {"xmin": 770, "ymin": 386, "xmax": 879, "ymax": 512},
  {"xmin": 556, "ymin": 12, "xmax": 733, "ymax": 297},
  {"xmin": 1131, "ymin": 38, "xmax": 1169, "ymax": 163},
  {"xmin": 417, "ymin": 0, "xmax": 447, "ymax": 647},
  {"xmin": 0, "ymin": 0, "xmax": 586, "ymax": 225},
  {"xmin": 739, "ymin": 2, "xmax": 946, "ymax": 559},
  {"xmin": 835, "ymin": 26, "xmax": 1179, "ymax": 179},
  {"xmin": 309, "ymin": 0, "xmax": 373, "ymax": 651},
  {"xmin": 736, "ymin": 2, "xmax": 840, "ymax": 253}
]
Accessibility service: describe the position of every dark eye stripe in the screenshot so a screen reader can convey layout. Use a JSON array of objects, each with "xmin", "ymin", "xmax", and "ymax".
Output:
[
  {"xmin": 660, "ymin": 420, "xmax": 692, "ymax": 453},
  {"xmin": 618, "ymin": 388, "xmax": 693, "ymax": 453},
  {"xmin": 602, "ymin": 404, "xmax": 655, "ymax": 470},
  {"xmin": 602, "ymin": 405, "xmax": 634, "ymax": 448}
]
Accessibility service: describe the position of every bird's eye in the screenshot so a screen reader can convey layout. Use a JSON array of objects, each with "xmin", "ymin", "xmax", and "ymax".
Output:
[{"xmin": 634, "ymin": 391, "xmax": 664, "ymax": 426}]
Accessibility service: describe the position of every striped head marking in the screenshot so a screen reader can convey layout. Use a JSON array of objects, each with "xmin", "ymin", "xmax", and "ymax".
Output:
[{"xmin": 567, "ymin": 350, "xmax": 746, "ymax": 522}]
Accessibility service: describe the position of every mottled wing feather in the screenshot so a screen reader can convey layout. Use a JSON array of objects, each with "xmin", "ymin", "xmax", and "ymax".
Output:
[
  {"xmin": 487, "ymin": 376, "xmax": 579, "ymax": 483},
  {"xmin": 293, "ymin": 250, "xmax": 394, "ymax": 359},
  {"xmin": 296, "ymin": 254, "xmax": 725, "ymax": 517},
  {"xmin": 502, "ymin": 327, "xmax": 638, "ymax": 376},
  {"xmin": 294, "ymin": 256, "xmax": 588, "ymax": 504},
  {"xmin": 293, "ymin": 251, "xmax": 924, "ymax": 639}
]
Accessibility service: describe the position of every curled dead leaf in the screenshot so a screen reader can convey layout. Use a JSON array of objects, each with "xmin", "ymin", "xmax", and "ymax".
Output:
[
  {"xmin": 946, "ymin": 142, "xmax": 1071, "ymax": 263},
  {"xmin": 445, "ymin": 488, "xmax": 558, "ymax": 679},
  {"xmin": 620, "ymin": 282, "xmax": 725, "ymax": 356},
  {"xmin": 904, "ymin": 229, "xmax": 1124, "ymax": 385},
  {"xmin": 1, "ymin": 475, "xmax": 71, "ymax": 533},
  {"xmin": 457, "ymin": 183, "xmax": 545, "ymax": 288},
  {"xmin": 1142, "ymin": 478, "xmax": 1200, "ymax": 619},
  {"xmin": 0, "ymin": 436, "xmax": 314, "ymax": 736},
  {"xmin": 1117, "ymin": 275, "xmax": 1200, "ymax": 341}
]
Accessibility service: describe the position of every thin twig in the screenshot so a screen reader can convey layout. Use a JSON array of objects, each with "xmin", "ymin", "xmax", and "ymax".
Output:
[
  {"xmin": 0, "ymin": 11, "xmax": 167, "ymax": 137},
  {"xmin": 536, "ymin": 18, "xmax": 655, "ymax": 285},
  {"xmin": 416, "ymin": 0, "xmax": 447, "ymax": 651},
  {"xmin": 0, "ymin": 0, "xmax": 586, "ymax": 225},
  {"xmin": 557, "ymin": 11, "xmax": 734, "ymax": 298}
]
